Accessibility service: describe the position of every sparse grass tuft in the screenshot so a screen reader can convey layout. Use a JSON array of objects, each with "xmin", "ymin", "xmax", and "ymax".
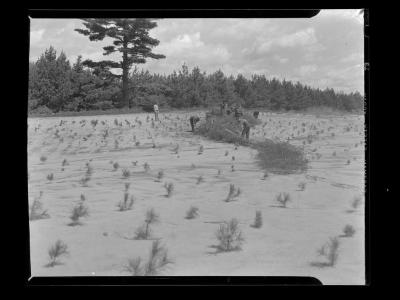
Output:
[
  {"xmin": 215, "ymin": 218, "xmax": 244, "ymax": 252},
  {"xmin": 275, "ymin": 192, "xmax": 291, "ymax": 208},
  {"xmin": 342, "ymin": 225, "xmax": 356, "ymax": 237},
  {"xmin": 164, "ymin": 182, "xmax": 174, "ymax": 197},
  {"xmin": 46, "ymin": 240, "xmax": 68, "ymax": 267},
  {"xmin": 156, "ymin": 170, "xmax": 164, "ymax": 182},
  {"xmin": 124, "ymin": 240, "xmax": 172, "ymax": 276},
  {"xmin": 185, "ymin": 206, "xmax": 199, "ymax": 219},
  {"xmin": 68, "ymin": 200, "xmax": 89, "ymax": 226},
  {"xmin": 312, "ymin": 237, "xmax": 340, "ymax": 267},
  {"xmin": 251, "ymin": 210, "xmax": 263, "ymax": 228},
  {"xmin": 196, "ymin": 175, "xmax": 204, "ymax": 185},
  {"xmin": 298, "ymin": 182, "xmax": 306, "ymax": 191},
  {"xmin": 225, "ymin": 184, "xmax": 241, "ymax": 202},
  {"xmin": 29, "ymin": 192, "xmax": 50, "ymax": 221},
  {"xmin": 122, "ymin": 168, "xmax": 131, "ymax": 178},
  {"xmin": 134, "ymin": 208, "xmax": 159, "ymax": 240}
]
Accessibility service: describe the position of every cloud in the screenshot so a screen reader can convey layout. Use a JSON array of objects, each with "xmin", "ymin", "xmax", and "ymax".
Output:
[
  {"xmin": 257, "ymin": 28, "xmax": 318, "ymax": 54},
  {"xmin": 30, "ymin": 29, "xmax": 45, "ymax": 45},
  {"xmin": 29, "ymin": 17, "xmax": 364, "ymax": 93},
  {"xmin": 297, "ymin": 64, "xmax": 318, "ymax": 76}
]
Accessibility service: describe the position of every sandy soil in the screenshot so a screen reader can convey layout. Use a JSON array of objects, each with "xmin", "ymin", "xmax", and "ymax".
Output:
[{"xmin": 27, "ymin": 110, "xmax": 365, "ymax": 284}]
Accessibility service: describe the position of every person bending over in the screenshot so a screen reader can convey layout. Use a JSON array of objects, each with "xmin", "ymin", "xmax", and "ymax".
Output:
[{"xmin": 190, "ymin": 116, "xmax": 200, "ymax": 132}]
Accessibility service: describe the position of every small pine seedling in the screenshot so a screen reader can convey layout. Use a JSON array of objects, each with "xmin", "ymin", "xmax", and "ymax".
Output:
[
  {"xmin": 122, "ymin": 168, "xmax": 131, "ymax": 178},
  {"xmin": 47, "ymin": 240, "xmax": 68, "ymax": 267},
  {"xmin": 68, "ymin": 201, "xmax": 89, "ymax": 226},
  {"xmin": 164, "ymin": 182, "xmax": 174, "ymax": 197},
  {"xmin": 342, "ymin": 224, "xmax": 356, "ymax": 237},
  {"xmin": 185, "ymin": 206, "xmax": 199, "ymax": 219},
  {"xmin": 215, "ymin": 218, "xmax": 244, "ymax": 252},
  {"xmin": 251, "ymin": 210, "xmax": 263, "ymax": 228},
  {"xmin": 276, "ymin": 192, "xmax": 291, "ymax": 208}
]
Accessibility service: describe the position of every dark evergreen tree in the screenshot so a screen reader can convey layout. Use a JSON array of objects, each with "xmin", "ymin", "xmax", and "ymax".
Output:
[{"xmin": 75, "ymin": 18, "xmax": 165, "ymax": 108}]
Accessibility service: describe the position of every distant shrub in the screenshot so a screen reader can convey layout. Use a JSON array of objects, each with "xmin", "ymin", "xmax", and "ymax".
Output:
[
  {"xmin": 124, "ymin": 240, "xmax": 172, "ymax": 276},
  {"xmin": 185, "ymin": 206, "xmax": 199, "ymax": 219},
  {"xmin": 68, "ymin": 201, "xmax": 89, "ymax": 226},
  {"xmin": 342, "ymin": 225, "xmax": 356, "ymax": 237},
  {"xmin": 47, "ymin": 240, "xmax": 68, "ymax": 267},
  {"xmin": 122, "ymin": 168, "xmax": 131, "ymax": 178},
  {"xmin": 164, "ymin": 182, "xmax": 174, "ymax": 197},
  {"xmin": 215, "ymin": 218, "xmax": 244, "ymax": 252},
  {"xmin": 29, "ymin": 192, "xmax": 50, "ymax": 221},
  {"xmin": 117, "ymin": 191, "xmax": 134, "ymax": 212},
  {"xmin": 276, "ymin": 192, "xmax": 291, "ymax": 208},
  {"xmin": 134, "ymin": 208, "xmax": 159, "ymax": 240},
  {"xmin": 313, "ymin": 237, "xmax": 340, "ymax": 267},
  {"xmin": 156, "ymin": 170, "xmax": 164, "ymax": 182},
  {"xmin": 298, "ymin": 182, "xmax": 306, "ymax": 191},
  {"xmin": 251, "ymin": 210, "xmax": 263, "ymax": 228},
  {"xmin": 225, "ymin": 184, "xmax": 241, "ymax": 202}
]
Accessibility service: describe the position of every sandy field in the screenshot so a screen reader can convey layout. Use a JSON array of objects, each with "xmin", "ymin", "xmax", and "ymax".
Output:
[{"xmin": 27, "ymin": 110, "xmax": 365, "ymax": 284}]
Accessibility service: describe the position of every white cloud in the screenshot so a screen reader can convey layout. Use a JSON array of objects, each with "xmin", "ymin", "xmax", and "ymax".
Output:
[
  {"xmin": 257, "ymin": 28, "xmax": 318, "ymax": 54},
  {"xmin": 30, "ymin": 29, "xmax": 45, "ymax": 45},
  {"xmin": 297, "ymin": 64, "xmax": 318, "ymax": 76},
  {"xmin": 319, "ymin": 9, "xmax": 364, "ymax": 25}
]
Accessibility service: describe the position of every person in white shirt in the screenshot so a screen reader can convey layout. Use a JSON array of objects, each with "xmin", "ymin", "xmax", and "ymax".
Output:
[{"xmin": 153, "ymin": 103, "xmax": 159, "ymax": 121}]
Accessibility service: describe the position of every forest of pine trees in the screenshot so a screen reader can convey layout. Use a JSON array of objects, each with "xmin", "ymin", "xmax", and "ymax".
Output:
[{"xmin": 28, "ymin": 46, "xmax": 364, "ymax": 115}]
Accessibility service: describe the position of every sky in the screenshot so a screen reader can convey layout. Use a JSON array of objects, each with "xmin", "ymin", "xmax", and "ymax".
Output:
[{"xmin": 29, "ymin": 10, "xmax": 364, "ymax": 94}]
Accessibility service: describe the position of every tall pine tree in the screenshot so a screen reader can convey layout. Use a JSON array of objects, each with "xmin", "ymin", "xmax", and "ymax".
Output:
[{"xmin": 75, "ymin": 18, "xmax": 165, "ymax": 108}]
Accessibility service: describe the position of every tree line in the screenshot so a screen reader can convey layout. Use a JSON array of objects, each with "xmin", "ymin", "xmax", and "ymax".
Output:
[{"xmin": 28, "ymin": 46, "xmax": 364, "ymax": 114}]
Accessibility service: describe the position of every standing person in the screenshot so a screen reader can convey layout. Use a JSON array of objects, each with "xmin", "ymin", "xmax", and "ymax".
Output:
[
  {"xmin": 153, "ymin": 103, "xmax": 159, "ymax": 122},
  {"xmin": 239, "ymin": 118, "xmax": 250, "ymax": 140},
  {"xmin": 189, "ymin": 115, "xmax": 200, "ymax": 132}
]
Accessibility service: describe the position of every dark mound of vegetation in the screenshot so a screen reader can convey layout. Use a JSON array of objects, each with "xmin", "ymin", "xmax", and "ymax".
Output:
[
  {"xmin": 196, "ymin": 112, "xmax": 307, "ymax": 174},
  {"xmin": 253, "ymin": 140, "xmax": 308, "ymax": 175},
  {"xmin": 196, "ymin": 113, "xmax": 260, "ymax": 146}
]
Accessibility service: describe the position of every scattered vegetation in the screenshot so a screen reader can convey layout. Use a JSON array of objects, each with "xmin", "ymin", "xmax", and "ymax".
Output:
[
  {"xmin": 275, "ymin": 192, "xmax": 291, "ymax": 208},
  {"xmin": 185, "ymin": 206, "xmax": 199, "ymax": 219},
  {"xmin": 251, "ymin": 210, "xmax": 263, "ymax": 228},
  {"xmin": 68, "ymin": 199, "xmax": 89, "ymax": 226},
  {"xmin": 29, "ymin": 192, "xmax": 50, "ymax": 221},
  {"xmin": 134, "ymin": 208, "xmax": 159, "ymax": 240},
  {"xmin": 124, "ymin": 240, "xmax": 172, "ymax": 276},
  {"xmin": 164, "ymin": 182, "xmax": 174, "ymax": 197},
  {"xmin": 312, "ymin": 237, "xmax": 340, "ymax": 267},
  {"xmin": 215, "ymin": 218, "xmax": 244, "ymax": 252},
  {"xmin": 46, "ymin": 240, "xmax": 69, "ymax": 267},
  {"xmin": 117, "ymin": 183, "xmax": 134, "ymax": 211},
  {"xmin": 225, "ymin": 184, "xmax": 241, "ymax": 202},
  {"xmin": 342, "ymin": 225, "xmax": 356, "ymax": 237}
]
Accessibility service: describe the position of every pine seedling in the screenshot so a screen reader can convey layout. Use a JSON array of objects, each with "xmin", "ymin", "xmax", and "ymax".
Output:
[
  {"xmin": 68, "ymin": 200, "xmax": 89, "ymax": 226},
  {"xmin": 185, "ymin": 206, "xmax": 199, "ymax": 219},
  {"xmin": 215, "ymin": 218, "xmax": 244, "ymax": 252},
  {"xmin": 47, "ymin": 240, "xmax": 69, "ymax": 267},
  {"xmin": 251, "ymin": 210, "xmax": 263, "ymax": 228},
  {"xmin": 276, "ymin": 192, "xmax": 291, "ymax": 208},
  {"xmin": 164, "ymin": 182, "xmax": 174, "ymax": 197},
  {"xmin": 342, "ymin": 225, "xmax": 356, "ymax": 237}
]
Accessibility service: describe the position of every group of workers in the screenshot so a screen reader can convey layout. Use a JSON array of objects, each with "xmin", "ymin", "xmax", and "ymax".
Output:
[{"xmin": 153, "ymin": 102, "xmax": 258, "ymax": 141}]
